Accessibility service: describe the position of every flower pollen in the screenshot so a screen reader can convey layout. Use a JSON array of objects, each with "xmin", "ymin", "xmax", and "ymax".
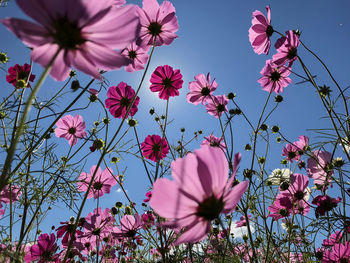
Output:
[
  {"xmin": 196, "ymin": 195, "xmax": 224, "ymax": 221},
  {"xmin": 51, "ymin": 17, "xmax": 85, "ymax": 50},
  {"xmin": 148, "ymin": 22, "xmax": 162, "ymax": 36}
]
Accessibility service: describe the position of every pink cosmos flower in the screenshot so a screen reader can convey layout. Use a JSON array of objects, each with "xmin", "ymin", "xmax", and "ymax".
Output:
[
  {"xmin": 55, "ymin": 114, "xmax": 87, "ymax": 146},
  {"xmin": 105, "ymin": 82, "xmax": 140, "ymax": 119},
  {"xmin": 24, "ymin": 233, "xmax": 59, "ymax": 263},
  {"xmin": 82, "ymin": 207, "xmax": 116, "ymax": 245},
  {"xmin": 323, "ymin": 242, "xmax": 350, "ymax": 263},
  {"xmin": 77, "ymin": 165, "xmax": 117, "ymax": 199},
  {"xmin": 150, "ymin": 65, "xmax": 183, "ymax": 100},
  {"xmin": 88, "ymin": 88, "xmax": 99, "ymax": 95},
  {"xmin": 307, "ymin": 150, "xmax": 333, "ymax": 188},
  {"xmin": 150, "ymin": 146, "xmax": 249, "ymax": 245},
  {"xmin": 272, "ymin": 30, "xmax": 300, "ymax": 67},
  {"xmin": 141, "ymin": 135, "xmax": 169, "ymax": 162},
  {"xmin": 205, "ymin": 95, "xmax": 229, "ymax": 118},
  {"xmin": 141, "ymin": 211, "xmax": 155, "ymax": 228},
  {"xmin": 322, "ymin": 231, "xmax": 342, "ymax": 247},
  {"xmin": 56, "ymin": 219, "xmax": 84, "ymax": 247},
  {"xmin": 115, "ymin": 214, "xmax": 143, "ymax": 238},
  {"xmin": 258, "ymin": 59, "xmax": 292, "ymax": 94},
  {"xmin": 235, "ymin": 215, "xmax": 252, "ymax": 228},
  {"xmin": 201, "ymin": 134, "xmax": 226, "ymax": 151},
  {"xmin": 187, "ymin": 73, "xmax": 218, "ymax": 105},
  {"xmin": 6, "ymin": 63, "xmax": 35, "ymax": 88},
  {"xmin": 268, "ymin": 194, "xmax": 293, "ymax": 220},
  {"xmin": 143, "ymin": 191, "xmax": 152, "ymax": 202},
  {"xmin": 121, "ymin": 42, "xmax": 150, "ymax": 72},
  {"xmin": 137, "ymin": 0, "xmax": 179, "ymax": 47},
  {"xmin": 282, "ymin": 143, "xmax": 299, "ymax": 162},
  {"xmin": 312, "ymin": 195, "xmax": 341, "ymax": 218},
  {"xmin": 0, "ymin": 185, "xmax": 21, "ymax": 203},
  {"xmin": 248, "ymin": 5, "xmax": 273, "ymax": 55},
  {"xmin": 2, "ymin": 0, "xmax": 140, "ymax": 81},
  {"xmin": 294, "ymin": 135, "xmax": 309, "ymax": 153}
]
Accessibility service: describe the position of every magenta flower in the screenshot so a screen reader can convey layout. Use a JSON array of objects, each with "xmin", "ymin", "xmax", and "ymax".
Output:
[
  {"xmin": 56, "ymin": 220, "xmax": 83, "ymax": 247},
  {"xmin": 77, "ymin": 165, "xmax": 117, "ymax": 199},
  {"xmin": 201, "ymin": 134, "xmax": 226, "ymax": 151},
  {"xmin": 137, "ymin": 0, "xmax": 179, "ymax": 47},
  {"xmin": 0, "ymin": 185, "xmax": 21, "ymax": 204},
  {"xmin": 187, "ymin": 73, "xmax": 217, "ymax": 105},
  {"xmin": 2, "ymin": 0, "xmax": 140, "ymax": 81},
  {"xmin": 258, "ymin": 59, "xmax": 292, "ymax": 94},
  {"xmin": 268, "ymin": 194, "xmax": 293, "ymax": 220},
  {"xmin": 205, "ymin": 95, "xmax": 229, "ymax": 118},
  {"xmin": 121, "ymin": 42, "xmax": 150, "ymax": 72},
  {"xmin": 141, "ymin": 135, "xmax": 169, "ymax": 162},
  {"xmin": 6, "ymin": 63, "xmax": 35, "ymax": 88},
  {"xmin": 143, "ymin": 191, "xmax": 152, "ymax": 202},
  {"xmin": 322, "ymin": 231, "xmax": 342, "ymax": 247},
  {"xmin": 248, "ymin": 5, "xmax": 273, "ymax": 55},
  {"xmin": 323, "ymin": 242, "xmax": 350, "ymax": 263},
  {"xmin": 272, "ymin": 30, "xmax": 300, "ymax": 67},
  {"xmin": 24, "ymin": 233, "xmax": 59, "ymax": 263},
  {"xmin": 105, "ymin": 82, "xmax": 140, "ymax": 119},
  {"xmin": 150, "ymin": 65, "xmax": 183, "ymax": 100},
  {"xmin": 150, "ymin": 146, "xmax": 249, "ymax": 245},
  {"xmin": 115, "ymin": 214, "xmax": 143, "ymax": 238},
  {"xmin": 235, "ymin": 215, "xmax": 251, "ymax": 228},
  {"xmin": 54, "ymin": 114, "xmax": 87, "ymax": 146},
  {"xmin": 307, "ymin": 150, "xmax": 333, "ymax": 188},
  {"xmin": 312, "ymin": 195, "xmax": 341, "ymax": 218},
  {"xmin": 282, "ymin": 143, "xmax": 299, "ymax": 162}
]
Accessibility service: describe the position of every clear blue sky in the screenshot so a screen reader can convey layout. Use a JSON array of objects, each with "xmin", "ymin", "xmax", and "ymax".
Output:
[{"xmin": 1, "ymin": 0, "xmax": 350, "ymax": 237}]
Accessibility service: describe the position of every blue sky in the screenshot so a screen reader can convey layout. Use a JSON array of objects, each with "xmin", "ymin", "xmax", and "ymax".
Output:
[{"xmin": 1, "ymin": 0, "xmax": 350, "ymax": 240}]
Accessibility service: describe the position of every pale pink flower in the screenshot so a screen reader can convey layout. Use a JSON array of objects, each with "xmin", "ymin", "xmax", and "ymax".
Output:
[
  {"xmin": 272, "ymin": 30, "xmax": 300, "ymax": 67},
  {"xmin": 249, "ymin": 5, "xmax": 273, "ymax": 55},
  {"xmin": 205, "ymin": 95, "xmax": 229, "ymax": 118},
  {"xmin": 121, "ymin": 42, "xmax": 150, "ymax": 72},
  {"xmin": 201, "ymin": 134, "xmax": 226, "ymax": 151},
  {"xmin": 115, "ymin": 214, "xmax": 143, "ymax": 238},
  {"xmin": 235, "ymin": 215, "xmax": 251, "ymax": 227},
  {"xmin": 55, "ymin": 114, "xmax": 87, "ymax": 146},
  {"xmin": 187, "ymin": 73, "xmax": 217, "ymax": 105},
  {"xmin": 307, "ymin": 150, "xmax": 333, "ymax": 188},
  {"xmin": 258, "ymin": 59, "xmax": 292, "ymax": 94},
  {"xmin": 150, "ymin": 146, "xmax": 248, "ymax": 245},
  {"xmin": 2, "ymin": 0, "xmax": 140, "ymax": 81},
  {"xmin": 0, "ymin": 185, "xmax": 21, "ymax": 203},
  {"xmin": 77, "ymin": 165, "xmax": 117, "ymax": 199},
  {"xmin": 137, "ymin": 0, "xmax": 179, "ymax": 47}
]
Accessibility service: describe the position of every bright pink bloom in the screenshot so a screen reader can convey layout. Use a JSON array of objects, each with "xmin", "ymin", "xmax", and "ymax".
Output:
[
  {"xmin": 150, "ymin": 146, "xmax": 249, "ymax": 245},
  {"xmin": 121, "ymin": 42, "xmax": 149, "ymax": 72},
  {"xmin": 205, "ymin": 95, "xmax": 229, "ymax": 118},
  {"xmin": 249, "ymin": 5, "xmax": 273, "ymax": 55},
  {"xmin": 307, "ymin": 150, "xmax": 333, "ymax": 188},
  {"xmin": 6, "ymin": 63, "xmax": 35, "ymax": 88},
  {"xmin": 323, "ymin": 242, "xmax": 350, "ymax": 263},
  {"xmin": 150, "ymin": 65, "xmax": 183, "ymax": 100},
  {"xmin": 55, "ymin": 114, "xmax": 87, "ymax": 146},
  {"xmin": 322, "ymin": 231, "xmax": 342, "ymax": 247},
  {"xmin": 272, "ymin": 30, "xmax": 300, "ymax": 66},
  {"xmin": 2, "ymin": 0, "xmax": 140, "ymax": 81},
  {"xmin": 187, "ymin": 73, "xmax": 217, "ymax": 105},
  {"xmin": 312, "ymin": 195, "xmax": 341, "ymax": 218},
  {"xmin": 56, "ymin": 220, "xmax": 83, "ymax": 247},
  {"xmin": 24, "ymin": 233, "xmax": 59, "ymax": 263},
  {"xmin": 0, "ymin": 185, "xmax": 21, "ymax": 203},
  {"xmin": 141, "ymin": 211, "xmax": 155, "ymax": 228},
  {"xmin": 201, "ymin": 134, "xmax": 226, "ymax": 151},
  {"xmin": 141, "ymin": 135, "xmax": 169, "ymax": 162},
  {"xmin": 137, "ymin": 0, "xmax": 179, "ymax": 47},
  {"xmin": 115, "ymin": 214, "xmax": 143, "ymax": 238},
  {"xmin": 294, "ymin": 135, "xmax": 309, "ymax": 152},
  {"xmin": 258, "ymin": 59, "xmax": 292, "ymax": 94},
  {"xmin": 105, "ymin": 82, "xmax": 140, "ymax": 119},
  {"xmin": 82, "ymin": 207, "xmax": 116, "ymax": 244},
  {"xmin": 77, "ymin": 165, "xmax": 117, "ymax": 199},
  {"xmin": 268, "ymin": 194, "xmax": 293, "ymax": 220},
  {"xmin": 235, "ymin": 215, "xmax": 251, "ymax": 227},
  {"xmin": 143, "ymin": 191, "xmax": 152, "ymax": 202},
  {"xmin": 282, "ymin": 143, "xmax": 299, "ymax": 162}
]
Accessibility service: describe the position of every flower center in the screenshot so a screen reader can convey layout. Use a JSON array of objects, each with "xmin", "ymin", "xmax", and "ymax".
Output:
[
  {"xmin": 270, "ymin": 70, "xmax": 281, "ymax": 82},
  {"xmin": 120, "ymin": 97, "xmax": 130, "ymax": 107},
  {"xmin": 125, "ymin": 230, "xmax": 137, "ymax": 238},
  {"xmin": 294, "ymin": 190, "xmax": 305, "ymax": 200},
  {"xmin": 216, "ymin": 104, "xmax": 226, "ymax": 113},
  {"xmin": 196, "ymin": 195, "xmax": 224, "ymax": 221},
  {"xmin": 148, "ymin": 22, "xmax": 162, "ymax": 36},
  {"xmin": 340, "ymin": 258, "xmax": 348, "ymax": 263},
  {"xmin": 93, "ymin": 181, "xmax": 103, "ymax": 190},
  {"xmin": 68, "ymin": 127, "xmax": 76, "ymax": 135},
  {"xmin": 266, "ymin": 25, "xmax": 274, "ymax": 37},
  {"xmin": 162, "ymin": 78, "xmax": 173, "ymax": 88},
  {"xmin": 201, "ymin": 87, "xmax": 210, "ymax": 96},
  {"xmin": 51, "ymin": 17, "xmax": 86, "ymax": 50},
  {"xmin": 287, "ymin": 47, "xmax": 297, "ymax": 60},
  {"xmin": 152, "ymin": 143, "xmax": 161, "ymax": 153},
  {"xmin": 92, "ymin": 228, "xmax": 101, "ymax": 236},
  {"xmin": 278, "ymin": 208, "xmax": 288, "ymax": 217},
  {"xmin": 287, "ymin": 151, "xmax": 296, "ymax": 159},
  {"xmin": 128, "ymin": 50, "xmax": 137, "ymax": 59},
  {"xmin": 210, "ymin": 141, "xmax": 220, "ymax": 147},
  {"xmin": 17, "ymin": 71, "xmax": 28, "ymax": 80}
]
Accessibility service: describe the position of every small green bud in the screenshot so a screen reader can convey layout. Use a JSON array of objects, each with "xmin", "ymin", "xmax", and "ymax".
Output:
[
  {"xmin": 271, "ymin": 125, "xmax": 280, "ymax": 133},
  {"xmin": 89, "ymin": 94, "xmax": 98, "ymax": 102},
  {"xmin": 71, "ymin": 80, "xmax": 80, "ymax": 91},
  {"xmin": 276, "ymin": 137, "xmax": 282, "ymax": 143},
  {"xmin": 275, "ymin": 95, "xmax": 283, "ymax": 103},
  {"xmin": 15, "ymin": 79, "xmax": 26, "ymax": 89},
  {"xmin": 245, "ymin": 144, "xmax": 252, "ymax": 151},
  {"xmin": 102, "ymin": 117, "xmax": 110, "ymax": 124},
  {"xmin": 149, "ymin": 108, "xmax": 155, "ymax": 115},
  {"xmin": 0, "ymin": 52, "xmax": 8, "ymax": 64},
  {"xmin": 260, "ymin": 124, "xmax": 268, "ymax": 131},
  {"xmin": 227, "ymin": 92, "xmax": 236, "ymax": 100},
  {"xmin": 281, "ymin": 159, "xmax": 288, "ymax": 165},
  {"xmin": 258, "ymin": 157, "xmax": 265, "ymax": 164},
  {"xmin": 69, "ymin": 70, "xmax": 76, "ymax": 77},
  {"xmin": 180, "ymin": 128, "xmax": 185, "ymax": 132},
  {"xmin": 127, "ymin": 119, "xmax": 137, "ymax": 127}
]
